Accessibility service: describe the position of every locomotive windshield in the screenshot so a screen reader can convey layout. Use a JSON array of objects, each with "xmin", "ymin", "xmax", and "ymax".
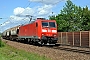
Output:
[
  {"xmin": 42, "ymin": 22, "xmax": 56, "ymax": 28},
  {"xmin": 42, "ymin": 22, "xmax": 48, "ymax": 27},
  {"xmin": 49, "ymin": 22, "xmax": 56, "ymax": 27}
]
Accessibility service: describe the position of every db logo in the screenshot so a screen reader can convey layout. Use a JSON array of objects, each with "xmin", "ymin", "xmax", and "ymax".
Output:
[{"xmin": 48, "ymin": 29, "xmax": 51, "ymax": 32}]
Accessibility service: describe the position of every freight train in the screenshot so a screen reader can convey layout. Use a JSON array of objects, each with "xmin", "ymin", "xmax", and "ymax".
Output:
[{"xmin": 2, "ymin": 18, "xmax": 58, "ymax": 45}]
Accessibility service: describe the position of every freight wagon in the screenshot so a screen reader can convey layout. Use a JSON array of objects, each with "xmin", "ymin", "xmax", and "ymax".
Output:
[{"xmin": 2, "ymin": 26, "xmax": 20, "ymax": 40}]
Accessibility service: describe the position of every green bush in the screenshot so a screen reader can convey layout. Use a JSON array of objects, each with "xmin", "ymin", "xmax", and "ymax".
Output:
[{"xmin": 0, "ymin": 40, "xmax": 5, "ymax": 47}]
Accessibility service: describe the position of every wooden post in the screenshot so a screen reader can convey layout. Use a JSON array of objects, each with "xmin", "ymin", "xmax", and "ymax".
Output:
[
  {"xmin": 66, "ymin": 32, "xmax": 68, "ymax": 45},
  {"xmin": 80, "ymin": 31, "xmax": 81, "ymax": 46},
  {"xmin": 61, "ymin": 32, "xmax": 62, "ymax": 44},
  {"xmin": 89, "ymin": 31, "xmax": 90, "ymax": 47},
  {"xmin": 73, "ymin": 32, "xmax": 74, "ymax": 46}
]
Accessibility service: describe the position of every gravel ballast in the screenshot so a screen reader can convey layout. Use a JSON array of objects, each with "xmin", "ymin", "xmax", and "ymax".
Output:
[{"xmin": 2, "ymin": 39, "xmax": 90, "ymax": 60}]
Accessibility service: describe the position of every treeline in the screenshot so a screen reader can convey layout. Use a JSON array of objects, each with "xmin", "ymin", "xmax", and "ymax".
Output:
[{"xmin": 49, "ymin": 0, "xmax": 90, "ymax": 32}]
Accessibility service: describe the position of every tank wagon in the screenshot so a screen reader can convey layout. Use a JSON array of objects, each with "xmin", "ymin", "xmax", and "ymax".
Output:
[
  {"xmin": 2, "ymin": 25, "xmax": 20, "ymax": 40},
  {"xmin": 2, "ymin": 18, "xmax": 58, "ymax": 45}
]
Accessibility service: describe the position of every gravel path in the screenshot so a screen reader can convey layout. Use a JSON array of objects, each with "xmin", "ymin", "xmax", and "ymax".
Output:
[{"xmin": 2, "ymin": 39, "xmax": 90, "ymax": 60}]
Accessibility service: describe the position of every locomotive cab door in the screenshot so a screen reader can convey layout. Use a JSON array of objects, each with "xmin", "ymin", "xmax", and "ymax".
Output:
[{"xmin": 35, "ymin": 22, "xmax": 38, "ymax": 37}]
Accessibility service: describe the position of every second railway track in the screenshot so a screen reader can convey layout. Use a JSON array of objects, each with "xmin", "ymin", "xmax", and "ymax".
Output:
[{"xmin": 49, "ymin": 45, "xmax": 90, "ymax": 54}]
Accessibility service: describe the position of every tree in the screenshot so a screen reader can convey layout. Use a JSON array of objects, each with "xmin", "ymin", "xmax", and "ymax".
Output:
[
  {"xmin": 49, "ymin": 0, "xmax": 90, "ymax": 32},
  {"xmin": 56, "ymin": 0, "xmax": 78, "ymax": 31},
  {"xmin": 80, "ymin": 6, "xmax": 90, "ymax": 31}
]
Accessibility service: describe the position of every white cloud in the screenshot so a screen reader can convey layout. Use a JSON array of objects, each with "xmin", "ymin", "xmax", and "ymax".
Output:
[
  {"xmin": 13, "ymin": 0, "xmax": 64, "ymax": 18},
  {"xmin": 13, "ymin": 4, "xmax": 53, "ymax": 18},
  {"xmin": 9, "ymin": 15, "xmax": 30, "ymax": 25},
  {"xmin": 1, "ymin": 21, "xmax": 10, "ymax": 27},
  {"xmin": 23, "ymin": 7, "xmax": 35, "ymax": 15},
  {"xmin": 14, "ymin": 7, "xmax": 25, "ymax": 15},
  {"xmin": 2, "ymin": 0, "xmax": 63, "ymax": 31},
  {"xmin": 13, "ymin": 7, "xmax": 35, "ymax": 17},
  {"xmin": 37, "ymin": 5, "xmax": 53, "ymax": 16},
  {"xmin": 30, "ymin": 0, "xmax": 65, "ymax": 5},
  {"xmin": 10, "ymin": 15, "xmax": 22, "ymax": 20}
]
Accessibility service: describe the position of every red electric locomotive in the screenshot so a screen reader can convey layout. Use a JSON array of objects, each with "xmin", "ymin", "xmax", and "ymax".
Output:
[
  {"xmin": 18, "ymin": 18, "xmax": 58, "ymax": 45},
  {"xmin": 2, "ymin": 18, "xmax": 58, "ymax": 45}
]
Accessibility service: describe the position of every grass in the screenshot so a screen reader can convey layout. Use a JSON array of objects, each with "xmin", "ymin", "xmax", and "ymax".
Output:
[
  {"xmin": 0, "ymin": 41, "xmax": 51, "ymax": 60},
  {"xmin": 0, "ymin": 38, "xmax": 5, "ymax": 47}
]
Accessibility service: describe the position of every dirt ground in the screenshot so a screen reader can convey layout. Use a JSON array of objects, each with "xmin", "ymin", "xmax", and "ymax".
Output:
[{"xmin": 2, "ymin": 39, "xmax": 90, "ymax": 60}]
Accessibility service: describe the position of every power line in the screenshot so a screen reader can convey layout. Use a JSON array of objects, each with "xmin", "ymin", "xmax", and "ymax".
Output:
[
  {"xmin": 23, "ymin": 1, "xmax": 31, "ymax": 8},
  {"xmin": 1, "ymin": 0, "xmax": 64, "ymax": 28},
  {"xmin": 1, "ymin": 0, "xmax": 32, "ymax": 25}
]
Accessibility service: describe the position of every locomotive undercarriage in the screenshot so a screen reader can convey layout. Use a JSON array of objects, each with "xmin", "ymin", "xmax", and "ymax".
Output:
[
  {"xmin": 40, "ymin": 36, "xmax": 58, "ymax": 45},
  {"xmin": 2, "ymin": 35, "xmax": 57, "ymax": 45}
]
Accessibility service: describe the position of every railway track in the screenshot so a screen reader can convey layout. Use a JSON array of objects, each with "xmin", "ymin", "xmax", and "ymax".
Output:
[
  {"xmin": 2, "ymin": 38, "xmax": 90, "ymax": 55},
  {"xmin": 2, "ymin": 39, "xmax": 90, "ymax": 60},
  {"xmin": 50, "ymin": 45, "xmax": 90, "ymax": 54},
  {"xmin": 43, "ymin": 43, "xmax": 90, "ymax": 54}
]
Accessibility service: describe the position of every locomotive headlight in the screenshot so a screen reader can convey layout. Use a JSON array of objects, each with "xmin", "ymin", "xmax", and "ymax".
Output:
[
  {"xmin": 52, "ymin": 30, "xmax": 57, "ymax": 33},
  {"xmin": 42, "ymin": 29, "xmax": 47, "ymax": 32},
  {"xmin": 53, "ymin": 34, "xmax": 57, "ymax": 37},
  {"xmin": 38, "ymin": 37, "xmax": 40, "ymax": 39},
  {"xmin": 42, "ymin": 34, "xmax": 44, "ymax": 35}
]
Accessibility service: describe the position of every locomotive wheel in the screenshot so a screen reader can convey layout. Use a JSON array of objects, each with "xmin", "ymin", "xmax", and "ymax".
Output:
[{"xmin": 38, "ymin": 40, "xmax": 44, "ymax": 46}]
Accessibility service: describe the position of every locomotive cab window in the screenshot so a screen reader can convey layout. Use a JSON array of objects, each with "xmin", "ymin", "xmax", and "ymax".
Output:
[
  {"xmin": 49, "ymin": 22, "xmax": 56, "ymax": 28},
  {"xmin": 42, "ymin": 22, "xmax": 56, "ymax": 28},
  {"xmin": 42, "ymin": 22, "xmax": 48, "ymax": 27}
]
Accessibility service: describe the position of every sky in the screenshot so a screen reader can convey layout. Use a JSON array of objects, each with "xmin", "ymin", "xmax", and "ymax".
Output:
[{"xmin": 0, "ymin": 0, "xmax": 90, "ymax": 32}]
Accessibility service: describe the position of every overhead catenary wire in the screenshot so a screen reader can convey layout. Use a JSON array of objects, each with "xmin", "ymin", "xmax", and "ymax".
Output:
[
  {"xmin": 1, "ymin": 0, "xmax": 32, "ymax": 26},
  {"xmin": 1, "ymin": 0, "xmax": 64, "ymax": 30},
  {"xmin": 0, "ymin": 1, "xmax": 37, "ymax": 32},
  {"xmin": 15, "ymin": 0, "xmax": 64, "ymax": 20}
]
